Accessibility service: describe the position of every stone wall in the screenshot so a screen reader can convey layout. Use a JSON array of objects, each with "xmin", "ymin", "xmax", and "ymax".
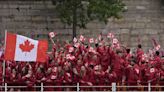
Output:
[
  {"xmin": 0, "ymin": 0, "xmax": 67, "ymax": 41},
  {"xmin": 0, "ymin": 0, "xmax": 163, "ymax": 50},
  {"xmin": 107, "ymin": 0, "xmax": 164, "ymax": 50},
  {"xmin": 0, "ymin": 0, "xmax": 105, "ymax": 42}
]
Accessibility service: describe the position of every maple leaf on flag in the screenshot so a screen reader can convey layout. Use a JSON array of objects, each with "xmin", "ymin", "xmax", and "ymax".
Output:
[
  {"xmin": 19, "ymin": 40, "xmax": 34, "ymax": 52},
  {"xmin": 89, "ymin": 38, "xmax": 94, "ymax": 43}
]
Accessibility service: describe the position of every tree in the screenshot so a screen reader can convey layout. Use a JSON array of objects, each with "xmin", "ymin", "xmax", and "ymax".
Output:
[{"xmin": 51, "ymin": 0, "xmax": 125, "ymax": 39}]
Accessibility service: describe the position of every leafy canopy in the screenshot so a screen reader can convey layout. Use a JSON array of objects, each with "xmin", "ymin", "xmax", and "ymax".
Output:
[{"xmin": 52, "ymin": 0, "xmax": 125, "ymax": 28}]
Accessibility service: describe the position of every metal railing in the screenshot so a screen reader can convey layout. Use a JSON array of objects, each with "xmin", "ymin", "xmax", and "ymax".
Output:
[{"xmin": 1, "ymin": 82, "xmax": 164, "ymax": 92}]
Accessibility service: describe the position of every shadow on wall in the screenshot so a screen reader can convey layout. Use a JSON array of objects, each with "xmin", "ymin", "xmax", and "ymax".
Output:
[{"xmin": 162, "ymin": 0, "xmax": 164, "ymax": 5}]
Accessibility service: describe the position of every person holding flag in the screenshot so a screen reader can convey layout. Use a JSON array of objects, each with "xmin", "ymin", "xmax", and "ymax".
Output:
[{"xmin": 4, "ymin": 31, "xmax": 48, "ymax": 91}]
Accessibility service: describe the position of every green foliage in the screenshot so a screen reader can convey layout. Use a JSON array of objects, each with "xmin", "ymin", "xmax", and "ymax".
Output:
[{"xmin": 52, "ymin": 0, "xmax": 125, "ymax": 28}]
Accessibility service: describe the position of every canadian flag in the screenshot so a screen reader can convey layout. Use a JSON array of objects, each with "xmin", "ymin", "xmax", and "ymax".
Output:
[
  {"xmin": 49, "ymin": 32, "xmax": 57, "ymax": 38},
  {"xmin": 89, "ymin": 38, "xmax": 94, "ymax": 43},
  {"xmin": 112, "ymin": 38, "xmax": 118, "ymax": 44},
  {"xmin": 79, "ymin": 35, "xmax": 85, "ymax": 42},
  {"xmin": 73, "ymin": 37, "xmax": 78, "ymax": 43},
  {"xmin": 68, "ymin": 47, "xmax": 74, "ymax": 53},
  {"xmin": 4, "ymin": 32, "xmax": 48, "ymax": 62},
  {"xmin": 107, "ymin": 33, "xmax": 114, "ymax": 38},
  {"xmin": 74, "ymin": 43, "xmax": 80, "ymax": 48},
  {"xmin": 155, "ymin": 45, "xmax": 160, "ymax": 50}
]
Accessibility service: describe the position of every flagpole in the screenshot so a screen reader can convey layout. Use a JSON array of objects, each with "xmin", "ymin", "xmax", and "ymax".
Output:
[
  {"xmin": 50, "ymin": 37, "xmax": 55, "ymax": 46},
  {"xmin": 3, "ymin": 30, "xmax": 7, "ymax": 86}
]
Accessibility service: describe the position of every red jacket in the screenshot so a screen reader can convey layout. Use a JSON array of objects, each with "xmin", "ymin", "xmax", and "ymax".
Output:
[
  {"xmin": 125, "ymin": 65, "xmax": 140, "ymax": 84},
  {"xmin": 144, "ymin": 67, "xmax": 159, "ymax": 84}
]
